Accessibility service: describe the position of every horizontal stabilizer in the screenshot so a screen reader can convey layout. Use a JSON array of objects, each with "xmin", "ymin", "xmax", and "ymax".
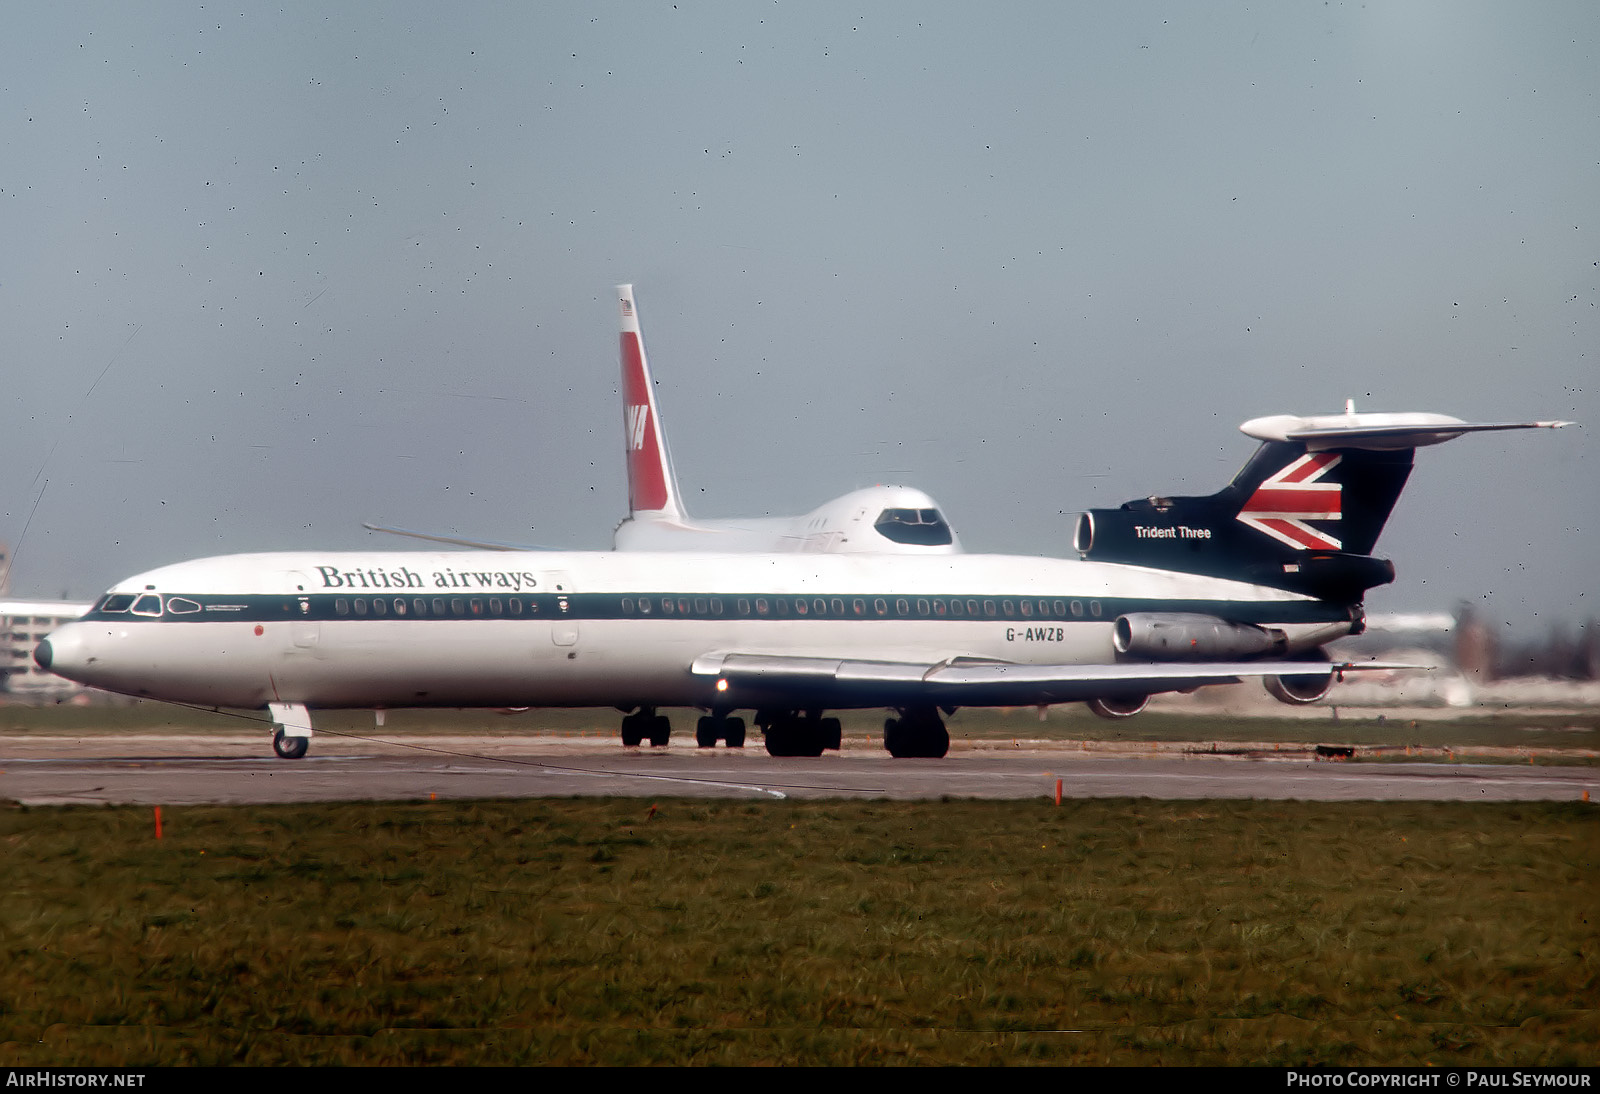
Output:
[{"xmin": 1241, "ymin": 410, "xmax": 1573, "ymax": 451}]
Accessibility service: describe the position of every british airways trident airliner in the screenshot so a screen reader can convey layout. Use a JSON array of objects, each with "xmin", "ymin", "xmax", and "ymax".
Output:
[{"xmin": 34, "ymin": 318, "xmax": 1569, "ymax": 761}]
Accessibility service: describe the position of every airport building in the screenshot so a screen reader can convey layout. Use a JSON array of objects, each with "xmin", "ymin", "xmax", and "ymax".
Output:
[
  {"xmin": 1, "ymin": 599, "xmax": 94, "ymax": 698},
  {"xmin": 0, "ymin": 544, "xmax": 94, "ymax": 698}
]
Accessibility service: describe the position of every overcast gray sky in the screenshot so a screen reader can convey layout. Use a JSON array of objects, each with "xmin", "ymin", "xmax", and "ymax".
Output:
[{"xmin": 3, "ymin": 2, "xmax": 1594, "ymax": 635}]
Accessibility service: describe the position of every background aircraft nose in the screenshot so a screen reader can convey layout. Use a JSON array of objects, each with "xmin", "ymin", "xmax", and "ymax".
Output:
[{"xmin": 33, "ymin": 639, "xmax": 52, "ymax": 671}]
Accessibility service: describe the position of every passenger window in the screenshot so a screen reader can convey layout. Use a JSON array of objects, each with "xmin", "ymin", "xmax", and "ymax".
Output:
[
  {"xmin": 795, "ymin": 599, "xmax": 809, "ymax": 615},
  {"xmin": 450, "ymin": 598, "xmax": 464, "ymax": 615},
  {"xmin": 336, "ymin": 599, "xmax": 350, "ymax": 616},
  {"xmin": 756, "ymin": 598, "xmax": 769, "ymax": 616},
  {"xmin": 372, "ymin": 598, "xmax": 387, "ymax": 616},
  {"xmin": 1019, "ymin": 600, "xmax": 1033, "ymax": 617},
  {"xmin": 510, "ymin": 598, "xmax": 523, "ymax": 615},
  {"xmin": 394, "ymin": 599, "xmax": 408, "ymax": 615},
  {"xmin": 917, "ymin": 599, "xmax": 929, "ymax": 616},
  {"xmin": 354, "ymin": 599, "xmax": 368, "ymax": 616},
  {"xmin": 874, "ymin": 598, "xmax": 888, "ymax": 616},
  {"xmin": 950, "ymin": 599, "xmax": 964, "ymax": 616},
  {"xmin": 490, "ymin": 599, "xmax": 503, "ymax": 616}
]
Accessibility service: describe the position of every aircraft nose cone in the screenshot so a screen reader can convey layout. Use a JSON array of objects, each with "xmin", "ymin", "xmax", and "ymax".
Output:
[{"xmin": 34, "ymin": 626, "xmax": 93, "ymax": 684}]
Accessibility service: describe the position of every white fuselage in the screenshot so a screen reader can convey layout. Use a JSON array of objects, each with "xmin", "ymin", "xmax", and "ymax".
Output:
[{"xmin": 40, "ymin": 548, "xmax": 1350, "ymax": 713}]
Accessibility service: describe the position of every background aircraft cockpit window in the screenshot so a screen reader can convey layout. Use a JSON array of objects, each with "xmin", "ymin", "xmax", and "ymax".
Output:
[
  {"xmin": 166, "ymin": 597, "xmax": 202, "ymax": 614},
  {"xmin": 131, "ymin": 594, "xmax": 163, "ymax": 617},
  {"xmin": 873, "ymin": 507, "xmax": 954, "ymax": 546},
  {"xmin": 99, "ymin": 594, "xmax": 136, "ymax": 613}
]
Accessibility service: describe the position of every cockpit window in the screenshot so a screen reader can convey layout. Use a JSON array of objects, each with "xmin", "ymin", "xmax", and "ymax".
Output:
[
  {"xmin": 99, "ymin": 594, "xmax": 136, "ymax": 613},
  {"xmin": 131, "ymin": 594, "xmax": 164, "ymax": 617},
  {"xmin": 873, "ymin": 507, "xmax": 954, "ymax": 546}
]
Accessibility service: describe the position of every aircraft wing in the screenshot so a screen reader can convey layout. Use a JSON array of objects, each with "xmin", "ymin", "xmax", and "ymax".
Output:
[
  {"xmin": 691, "ymin": 652, "xmax": 1414, "ymax": 707},
  {"xmin": 361, "ymin": 522, "xmax": 558, "ymax": 551}
]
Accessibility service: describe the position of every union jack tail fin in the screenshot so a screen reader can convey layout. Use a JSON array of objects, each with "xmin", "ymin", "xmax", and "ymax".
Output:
[
  {"xmin": 617, "ymin": 284, "xmax": 685, "ymax": 520},
  {"xmin": 1074, "ymin": 407, "xmax": 1571, "ymax": 602}
]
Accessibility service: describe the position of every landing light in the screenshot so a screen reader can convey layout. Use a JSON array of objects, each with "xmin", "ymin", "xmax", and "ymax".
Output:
[{"xmin": 716, "ymin": 678, "xmax": 729, "ymax": 693}]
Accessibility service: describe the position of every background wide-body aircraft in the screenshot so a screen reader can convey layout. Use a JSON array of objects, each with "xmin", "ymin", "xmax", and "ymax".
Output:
[
  {"xmin": 35, "ymin": 286, "xmax": 1569, "ymax": 759},
  {"xmin": 363, "ymin": 285, "xmax": 962, "ymax": 557}
]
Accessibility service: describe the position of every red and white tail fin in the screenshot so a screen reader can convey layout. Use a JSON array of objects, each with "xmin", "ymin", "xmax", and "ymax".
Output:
[{"xmin": 618, "ymin": 284, "xmax": 685, "ymax": 519}]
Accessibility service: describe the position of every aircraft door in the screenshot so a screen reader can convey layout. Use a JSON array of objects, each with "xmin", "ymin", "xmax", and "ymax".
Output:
[
  {"xmin": 281, "ymin": 575, "xmax": 321, "ymax": 654},
  {"xmin": 547, "ymin": 571, "xmax": 579, "ymax": 648}
]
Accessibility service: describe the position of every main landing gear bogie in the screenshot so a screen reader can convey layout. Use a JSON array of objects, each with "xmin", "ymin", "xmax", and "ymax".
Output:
[
  {"xmin": 883, "ymin": 707, "xmax": 950, "ymax": 759},
  {"xmin": 696, "ymin": 715, "xmax": 747, "ymax": 748},
  {"xmin": 760, "ymin": 712, "xmax": 842, "ymax": 758},
  {"xmin": 620, "ymin": 708, "xmax": 671, "ymax": 747}
]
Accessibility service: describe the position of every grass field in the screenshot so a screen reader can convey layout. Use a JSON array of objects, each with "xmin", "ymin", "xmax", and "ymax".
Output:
[{"xmin": 2, "ymin": 797, "xmax": 1594, "ymax": 1065}]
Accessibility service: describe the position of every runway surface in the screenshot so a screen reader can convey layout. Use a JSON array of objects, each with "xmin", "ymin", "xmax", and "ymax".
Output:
[{"xmin": 1, "ymin": 734, "xmax": 1594, "ymax": 805}]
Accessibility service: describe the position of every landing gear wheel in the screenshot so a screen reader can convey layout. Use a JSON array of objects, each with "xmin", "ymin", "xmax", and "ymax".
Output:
[
  {"xmin": 648, "ymin": 715, "xmax": 671, "ymax": 747},
  {"xmin": 820, "ymin": 717, "xmax": 842, "ymax": 752},
  {"xmin": 763, "ymin": 716, "xmax": 826, "ymax": 757},
  {"xmin": 272, "ymin": 730, "xmax": 309, "ymax": 760},
  {"xmin": 696, "ymin": 717, "xmax": 719, "ymax": 748},
  {"xmin": 620, "ymin": 712, "xmax": 645, "ymax": 747},
  {"xmin": 724, "ymin": 716, "xmax": 746, "ymax": 748},
  {"xmin": 884, "ymin": 710, "xmax": 948, "ymax": 758}
]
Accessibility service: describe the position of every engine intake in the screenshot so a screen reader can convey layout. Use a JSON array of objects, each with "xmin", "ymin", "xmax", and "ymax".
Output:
[{"xmin": 1264, "ymin": 670, "xmax": 1335, "ymax": 705}]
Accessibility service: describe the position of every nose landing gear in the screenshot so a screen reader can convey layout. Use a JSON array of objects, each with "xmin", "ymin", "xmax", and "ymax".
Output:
[{"xmin": 267, "ymin": 702, "xmax": 313, "ymax": 760}]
